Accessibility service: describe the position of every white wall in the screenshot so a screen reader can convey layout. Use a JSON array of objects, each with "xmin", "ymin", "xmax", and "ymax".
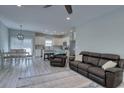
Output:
[
  {"xmin": 76, "ymin": 7, "xmax": 124, "ymax": 58},
  {"xmin": 0, "ymin": 21, "xmax": 9, "ymax": 52}
]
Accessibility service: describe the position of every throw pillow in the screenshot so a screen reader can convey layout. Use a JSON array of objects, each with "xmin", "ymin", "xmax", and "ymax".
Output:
[
  {"xmin": 102, "ymin": 60, "xmax": 117, "ymax": 70},
  {"xmin": 75, "ymin": 55, "xmax": 82, "ymax": 61}
]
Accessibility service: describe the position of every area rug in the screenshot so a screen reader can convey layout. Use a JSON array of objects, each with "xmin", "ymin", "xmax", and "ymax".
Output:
[{"xmin": 16, "ymin": 70, "xmax": 102, "ymax": 88}]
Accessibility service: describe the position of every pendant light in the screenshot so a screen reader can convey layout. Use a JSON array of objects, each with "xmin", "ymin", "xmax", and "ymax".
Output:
[{"xmin": 17, "ymin": 25, "xmax": 24, "ymax": 40}]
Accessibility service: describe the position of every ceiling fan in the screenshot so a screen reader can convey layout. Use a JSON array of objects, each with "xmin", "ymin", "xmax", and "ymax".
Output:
[{"xmin": 43, "ymin": 5, "xmax": 72, "ymax": 14}]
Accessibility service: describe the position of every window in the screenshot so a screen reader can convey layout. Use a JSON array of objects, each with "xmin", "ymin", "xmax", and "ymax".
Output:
[
  {"xmin": 45, "ymin": 40, "xmax": 52, "ymax": 47},
  {"xmin": 10, "ymin": 37, "xmax": 32, "ymax": 55}
]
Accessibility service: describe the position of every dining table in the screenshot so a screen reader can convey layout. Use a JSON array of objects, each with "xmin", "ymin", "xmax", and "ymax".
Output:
[{"xmin": 0, "ymin": 51, "xmax": 32, "ymax": 69}]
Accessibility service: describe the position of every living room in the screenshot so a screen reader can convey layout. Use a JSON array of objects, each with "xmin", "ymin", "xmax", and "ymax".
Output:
[{"xmin": 0, "ymin": 1, "xmax": 124, "ymax": 91}]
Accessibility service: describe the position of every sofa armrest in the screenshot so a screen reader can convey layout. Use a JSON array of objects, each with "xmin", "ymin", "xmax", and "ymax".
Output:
[
  {"xmin": 105, "ymin": 67, "xmax": 123, "ymax": 73},
  {"xmin": 69, "ymin": 56, "xmax": 75, "ymax": 61},
  {"xmin": 105, "ymin": 67, "xmax": 123, "ymax": 88}
]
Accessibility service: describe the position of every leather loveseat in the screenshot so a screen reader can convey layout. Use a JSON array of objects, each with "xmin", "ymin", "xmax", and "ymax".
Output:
[
  {"xmin": 49, "ymin": 54, "xmax": 67, "ymax": 67},
  {"xmin": 69, "ymin": 51, "xmax": 124, "ymax": 88}
]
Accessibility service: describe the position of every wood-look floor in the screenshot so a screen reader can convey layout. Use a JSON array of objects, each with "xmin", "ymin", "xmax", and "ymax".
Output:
[{"xmin": 0, "ymin": 57, "xmax": 69, "ymax": 88}]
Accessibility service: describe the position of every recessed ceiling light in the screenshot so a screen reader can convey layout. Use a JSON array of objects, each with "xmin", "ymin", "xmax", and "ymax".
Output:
[{"xmin": 66, "ymin": 17, "xmax": 70, "ymax": 20}]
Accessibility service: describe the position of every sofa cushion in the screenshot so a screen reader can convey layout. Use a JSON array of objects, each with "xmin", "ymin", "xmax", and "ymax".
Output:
[
  {"xmin": 87, "ymin": 52, "xmax": 101, "ymax": 58},
  {"xmin": 98, "ymin": 59, "xmax": 109, "ymax": 67},
  {"xmin": 79, "ymin": 51, "xmax": 89, "ymax": 55},
  {"xmin": 80, "ymin": 51, "xmax": 100, "ymax": 57},
  {"xmin": 88, "ymin": 67, "xmax": 105, "ymax": 79},
  {"xmin": 83, "ymin": 56, "xmax": 88, "ymax": 62},
  {"xmin": 86, "ymin": 56, "xmax": 99, "ymax": 66},
  {"xmin": 88, "ymin": 73, "xmax": 105, "ymax": 85},
  {"xmin": 100, "ymin": 54, "xmax": 120, "ymax": 60},
  {"xmin": 69, "ymin": 61, "xmax": 81, "ymax": 67},
  {"xmin": 78, "ymin": 63, "xmax": 92, "ymax": 71},
  {"xmin": 81, "ymin": 51, "xmax": 101, "ymax": 66}
]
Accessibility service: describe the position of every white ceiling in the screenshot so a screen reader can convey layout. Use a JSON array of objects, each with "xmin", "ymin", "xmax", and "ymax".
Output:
[{"xmin": 0, "ymin": 5, "xmax": 122, "ymax": 35}]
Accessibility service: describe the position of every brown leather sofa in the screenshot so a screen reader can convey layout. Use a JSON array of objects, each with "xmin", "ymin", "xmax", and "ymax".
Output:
[
  {"xmin": 69, "ymin": 51, "xmax": 124, "ymax": 88},
  {"xmin": 49, "ymin": 54, "xmax": 67, "ymax": 67}
]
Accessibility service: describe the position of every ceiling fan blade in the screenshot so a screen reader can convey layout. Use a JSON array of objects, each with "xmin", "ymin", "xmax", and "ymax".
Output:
[
  {"xmin": 65, "ymin": 5, "xmax": 72, "ymax": 14},
  {"xmin": 43, "ymin": 5, "xmax": 52, "ymax": 8}
]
